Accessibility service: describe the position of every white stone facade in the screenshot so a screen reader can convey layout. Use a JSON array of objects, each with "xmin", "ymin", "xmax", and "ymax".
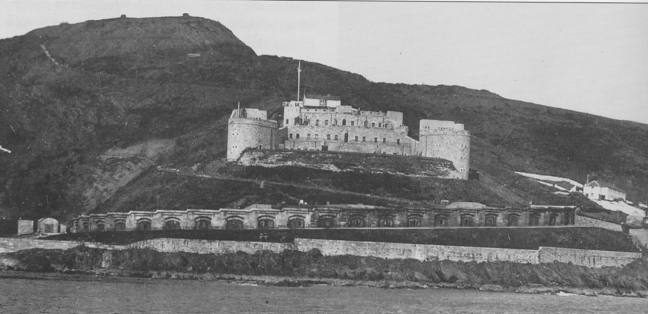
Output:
[
  {"xmin": 584, "ymin": 180, "xmax": 626, "ymax": 201},
  {"xmin": 226, "ymin": 95, "xmax": 471, "ymax": 179}
]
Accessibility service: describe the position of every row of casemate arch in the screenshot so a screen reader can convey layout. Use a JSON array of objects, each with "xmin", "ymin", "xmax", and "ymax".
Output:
[{"xmin": 127, "ymin": 216, "xmax": 307, "ymax": 231}]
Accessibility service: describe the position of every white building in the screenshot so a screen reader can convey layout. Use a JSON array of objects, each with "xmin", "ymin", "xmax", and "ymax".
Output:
[{"xmin": 584, "ymin": 180, "xmax": 626, "ymax": 201}]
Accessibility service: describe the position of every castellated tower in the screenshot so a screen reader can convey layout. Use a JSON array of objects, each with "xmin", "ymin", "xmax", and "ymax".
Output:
[
  {"xmin": 227, "ymin": 108, "xmax": 279, "ymax": 161},
  {"xmin": 418, "ymin": 120, "xmax": 471, "ymax": 180}
]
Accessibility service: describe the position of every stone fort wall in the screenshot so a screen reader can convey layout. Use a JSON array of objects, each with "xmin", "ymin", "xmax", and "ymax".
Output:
[
  {"xmin": 227, "ymin": 109, "xmax": 279, "ymax": 161},
  {"xmin": 0, "ymin": 237, "xmax": 639, "ymax": 268},
  {"xmin": 293, "ymin": 238, "xmax": 641, "ymax": 268}
]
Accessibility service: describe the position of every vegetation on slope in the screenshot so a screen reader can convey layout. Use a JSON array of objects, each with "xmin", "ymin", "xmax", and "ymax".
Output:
[
  {"xmin": 1, "ymin": 15, "xmax": 647, "ymax": 220},
  {"xmin": 47, "ymin": 227, "xmax": 638, "ymax": 252}
]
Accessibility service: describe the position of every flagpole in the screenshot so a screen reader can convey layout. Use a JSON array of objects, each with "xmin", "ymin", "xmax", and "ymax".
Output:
[{"xmin": 297, "ymin": 60, "xmax": 302, "ymax": 101}]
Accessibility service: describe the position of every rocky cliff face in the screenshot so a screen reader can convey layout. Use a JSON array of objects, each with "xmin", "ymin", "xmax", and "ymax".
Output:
[{"xmin": 0, "ymin": 16, "xmax": 647, "ymax": 219}]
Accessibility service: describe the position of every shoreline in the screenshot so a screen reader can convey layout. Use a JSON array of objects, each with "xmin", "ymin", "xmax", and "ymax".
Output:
[{"xmin": 1, "ymin": 269, "xmax": 646, "ymax": 299}]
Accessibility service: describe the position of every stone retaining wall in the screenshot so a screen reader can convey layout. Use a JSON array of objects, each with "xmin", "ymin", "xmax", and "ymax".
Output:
[
  {"xmin": 129, "ymin": 238, "xmax": 294, "ymax": 255},
  {"xmin": 537, "ymin": 247, "xmax": 642, "ymax": 268}
]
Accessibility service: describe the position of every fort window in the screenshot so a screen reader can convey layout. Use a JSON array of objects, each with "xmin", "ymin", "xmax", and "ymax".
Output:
[
  {"xmin": 163, "ymin": 219, "xmax": 181, "ymax": 230},
  {"xmin": 549, "ymin": 213, "xmax": 558, "ymax": 226},
  {"xmin": 407, "ymin": 215, "xmax": 422, "ymax": 227},
  {"xmin": 342, "ymin": 119, "xmax": 346, "ymax": 126},
  {"xmin": 344, "ymin": 133, "xmax": 349, "ymax": 142},
  {"xmin": 348, "ymin": 215, "xmax": 366, "ymax": 227},
  {"xmin": 460, "ymin": 214, "xmax": 474, "ymax": 227},
  {"xmin": 397, "ymin": 139, "xmax": 400, "ymax": 145},
  {"xmin": 507, "ymin": 214, "xmax": 519, "ymax": 226},
  {"xmin": 136, "ymin": 219, "xmax": 151, "ymax": 231},
  {"xmin": 378, "ymin": 215, "xmax": 395, "ymax": 227},
  {"xmin": 355, "ymin": 136, "xmax": 358, "ymax": 141},
  {"xmin": 334, "ymin": 135, "xmax": 338, "ymax": 140},
  {"xmin": 485, "ymin": 214, "xmax": 497, "ymax": 226},
  {"xmin": 529, "ymin": 214, "xmax": 540, "ymax": 226},
  {"xmin": 316, "ymin": 120, "xmax": 320, "ymax": 126},
  {"xmin": 333, "ymin": 119, "xmax": 337, "ymax": 126},
  {"xmin": 351, "ymin": 121, "xmax": 355, "ymax": 126},
  {"xmin": 362, "ymin": 137, "xmax": 366, "ymax": 142},
  {"xmin": 195, "ymin": 218, "xmax": 211, "ymax": 230},
  {"xmin": 378, "ymin": 123, "xmax": 382, "ymax": 127},
  {"xmin": 374, "ymin": 137, "xmax": 378, "ymax": 143},
  {"xmin": 307, "ymin": 134, "xmax": 311, "ymax": 138},
  {"xmin": 327, "ymin": 134, "xmax": 331, "ymax": 140},
  {"xmin": 82, "ymin": 222, "xmax": 89, "ymax": 232},
  {"xmin": 289, "ymin": 133, "xmax": 293, "ymax": 139},
  {"xmin": 285, "ymin": 119, "xmax": 289, "ymax": 125},
  {"xmin": 372, "ymin": 122, "xmax": 375, "ymax": 127},
  {"xmin": 95, "ymin": 221, "xmax": 105, "ymax": 232},
  {"xmin": 325, "ymin": 120, "xmax": 329, "ymax": 125},
  {"xmin": 434, "ymin": 215, "xmax": 448, "ymax": 227},
  {"xmin": 317, "ymin": 216, "xmax": 335, "ymax": 228},
  {"xmin": 288, "ymin": 216, "xmax": 305, "ymax": 229},
  {"xmin": 364, "ymin": 121, "xmax": 368, "ymax": 127},
  {"xmin": 383, "ymin": 138, "xmax": 386, "ymax": 143},
  {"xmin": 315, "ymin": 134, "xmax": 319, "ymax": 138},
  {"xmin": 296, "ymin": 133, "xmax": 300, "ymax": 139},
  {"xmin": 226, "ymin": 218, "xmax": 244, "ymax": 230},
  {"xmin": 114, "ymin": 220, "xmax": 126, "ymax": 231},
  {"xmin": 257, "ymin": 217, "xmax": 275, "ymax": 230}
]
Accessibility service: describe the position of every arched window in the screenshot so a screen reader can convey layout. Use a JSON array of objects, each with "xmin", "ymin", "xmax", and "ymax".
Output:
[
  {"xmin": 348, "ymin": 215, "xmax": 365, "ymax": 227},
  {"xmin": 226, "ymin": 218, "xmax": 244, "ymax": 230},
  {"xmin": 372, "ymin": 122, "xmax": 375, "ymax": 127},
  {"xmin": 434, "ymin": 214, "xmax": 448, "ymax": 227},
  {"xmin": 397, "ymin": 139, "xmax": 401, "ymax": 145},
  {"xmin": 383, "ymin": 138, "xmax": 386, "ymax": 143},
  {"xmin": 288, "ymin": 216, "xmax": 305, "ymax": 229},
  {"xmin": 114, "ymin": 220, "xmax": 126, "ymax": 231},
  {"xmin": 460, "ymin": 214, "xmax": 474, "ymax": 227},
  {"xmin": 136, "ymin": 219, "xmax": 151, "ymax": 231},
  {"xmin": 194, "ymin": 217, "xmax": 211, "ymax": 230},
  {"xmin": 296, "ymin": 133, "xmax": 300, "ymax": 139},
  {"xmin": 289, "ymin": 133, "xmax": 293, "ymax": 139},
  {"xmin": 529, "ymin": 213, "xmax": 540, "ymax": 226},
  {"xmin": 507, "ymin": 214, "xmax": 519, "ymax": 226},
  {"xmin": 315, "ymin": 119, "xmax": 320, "ymax": 126},
  {"xmin": 351, "ymin": 121, "xmax": 355, "ymax": 126},
  {"xmin": 364, "ymin": 120, "xmax": 368, "ymax": 127},
  {"xmin": 317, "ymin": 215, "xmax": 335, "ymax": 228},
  {"xmin": 163, "ymin": 218, "xmax": 181, "ymax": 230},
  {"xmin": 342, "ymin": 119, "xmax": 346, "ymax": 126},
  {"xmin": 334, "ymin": 135, "xmax": 338, "ymax": 140},
  {"xmin": 484, "ymin": 214, "xmax": 497, "ymax": 226},
  {"xmin": 257, "ymin": 216, "xmax": 275, "ymax": 230},
  {"xmin": 95, "ymin": 221, "xmax": 105, "ymax": 232},
  {"xmin": 354, "ymin": 136, "xmax": 358, "ymax": 142},
  {"xmin": 407, "ymin": 215, "xmax": 422, "ymax": 227},
  {"xmin": 327, "ymin": 134, "xmax": 331, "ymax": 140},
  {"xmin": 378, "ymin": 215, "xmax": 395, "ymax": 227}
]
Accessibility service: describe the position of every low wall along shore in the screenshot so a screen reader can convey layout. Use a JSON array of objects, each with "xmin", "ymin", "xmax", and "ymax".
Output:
[{"xmin": 0, "ymin": 237, "xmax": 641, "ymax": 269}]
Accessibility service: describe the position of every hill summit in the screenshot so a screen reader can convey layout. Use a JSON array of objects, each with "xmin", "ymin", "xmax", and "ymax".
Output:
[{"xmin": 0, "ymin": 15, "xmax": 647, "ymax": 220}]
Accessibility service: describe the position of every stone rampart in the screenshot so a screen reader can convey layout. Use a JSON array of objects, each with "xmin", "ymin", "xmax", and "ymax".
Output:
[
  {"xmin": 293, "ymin": 238, "xmax": 641, "ymax": 268},
  {"xmin": 537, "ymin": 247, "xmax": 641, "ymax": 268},
  {"xmin": 128, "ymin": 238, "xmax": 295, "ymax": 254},
  {"xmin": 293, "ymin": 238, "xmax": 538, "ymax": 264},
  {"xmin": 575, "ymin": 215, "xmax": 623, "ymax": 232}
]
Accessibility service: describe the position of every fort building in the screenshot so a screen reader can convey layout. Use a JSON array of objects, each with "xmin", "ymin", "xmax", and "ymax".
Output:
[
  {"xmin": 227, "ymin": 94, "xmax": 471, "ymax": 179},
  {"xmin": 68, "ymin": 203, "xmax": 576, "ymax": 233}
]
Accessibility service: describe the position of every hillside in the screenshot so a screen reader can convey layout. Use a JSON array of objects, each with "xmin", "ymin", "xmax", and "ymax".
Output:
[{"xmin": 0, "ymin": 15, "xmax": 647, "ymax": 219}]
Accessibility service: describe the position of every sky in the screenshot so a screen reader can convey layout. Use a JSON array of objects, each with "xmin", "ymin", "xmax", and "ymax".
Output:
[{"xmin": 2, "ymin": 0, "xmax": 647, "ymax": 124}]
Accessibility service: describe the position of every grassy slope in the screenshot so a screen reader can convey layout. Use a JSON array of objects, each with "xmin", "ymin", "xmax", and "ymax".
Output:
[
  {"xmin": 47, "ymin": 227, "xmax": 638, "ymax": 252},
  {"xmin": 0, "ymin": 16, "xmax": 646, "ymax": 220}
]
